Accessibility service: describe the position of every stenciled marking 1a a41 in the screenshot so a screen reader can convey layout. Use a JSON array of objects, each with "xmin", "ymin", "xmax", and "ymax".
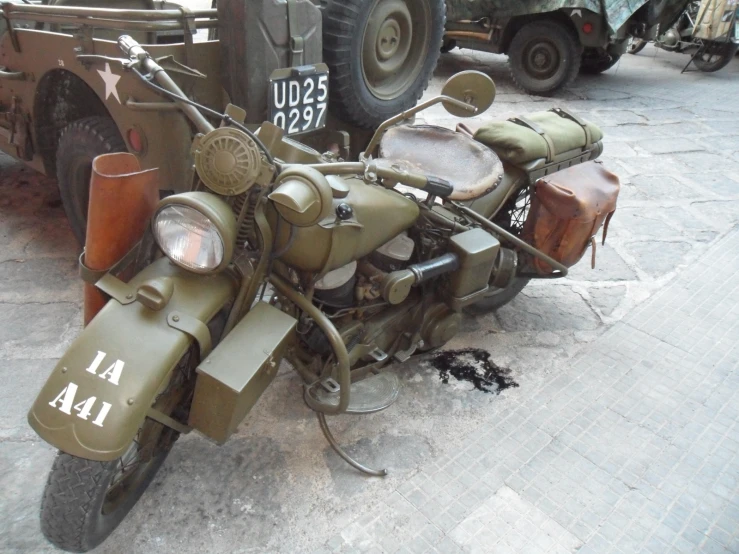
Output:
[{"xmin": 47, "ymin": 350, "xmax": 126, "ymax": 427}]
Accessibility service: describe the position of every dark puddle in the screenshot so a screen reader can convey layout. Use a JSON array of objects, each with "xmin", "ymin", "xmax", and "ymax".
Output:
[{"xmin": 429, "ymin": 348, "xmax": 519, "ymax": 394}]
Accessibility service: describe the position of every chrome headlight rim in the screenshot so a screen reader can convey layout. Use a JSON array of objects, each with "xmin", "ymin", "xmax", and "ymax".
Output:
[{"xmin": 152, "ymin": 192, "xmax": 237, "ymax": 275}]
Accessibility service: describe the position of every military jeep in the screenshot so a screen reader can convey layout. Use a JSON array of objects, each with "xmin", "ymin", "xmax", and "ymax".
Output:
[
  {"xmin": 0, "ymin": 0, "xmax": 445, "ymax": 243},
  {"xmin": 443, "ymin": 0, "xmax": 685, "ymax": 95}
]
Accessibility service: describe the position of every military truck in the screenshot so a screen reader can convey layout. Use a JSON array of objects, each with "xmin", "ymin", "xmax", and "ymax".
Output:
[
  {"xmin": 0, "ymin": 0, "xmax": 445, "ymax": 243},
  {"xmin": 442, "ymin": 0, "xmax": 684, "ymax": 95}
]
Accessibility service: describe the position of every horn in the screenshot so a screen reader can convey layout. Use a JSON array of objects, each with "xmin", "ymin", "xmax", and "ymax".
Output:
[{"xmin": 83, "ymin": 153, "xmax": 159, "ymax": 324}]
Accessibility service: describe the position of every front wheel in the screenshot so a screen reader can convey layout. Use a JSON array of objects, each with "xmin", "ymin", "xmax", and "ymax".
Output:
[
  {"xmin": 40, "ymin": 418, "xmax": 177, "ymax": 552},
  {"xmin": 39, "ymin": 350, "xmax": 196, "ymax": 552},
  {"xmin": 507, "ymin": 21, "xmax": 581, "ymax": 96},
  {"xmin": 693, "ymin": 40, "xmax": 738, "ymax": 72}
]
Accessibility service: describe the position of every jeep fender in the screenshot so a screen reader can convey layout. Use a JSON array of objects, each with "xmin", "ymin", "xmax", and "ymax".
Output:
[{"xmin": 28, "ymin": 257, "xmax": 237, "ymax": 461}]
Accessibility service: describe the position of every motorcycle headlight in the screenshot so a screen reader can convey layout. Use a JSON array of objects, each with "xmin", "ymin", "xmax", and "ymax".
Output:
[{"xmin": 153, "ymin": 192, "xmax": 236, "ymax": 274}]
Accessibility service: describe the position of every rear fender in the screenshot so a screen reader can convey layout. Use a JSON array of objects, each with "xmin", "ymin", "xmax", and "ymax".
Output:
[{"xmin": 27, "ymin": 257, "xmax": 237, "ymax": 461}]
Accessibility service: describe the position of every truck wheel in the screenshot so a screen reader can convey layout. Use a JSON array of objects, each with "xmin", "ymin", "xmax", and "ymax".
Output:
[
  {"xmin": 322, "ymin": 0, "xmax": 445, "ymax": 129},
  {"xmin": 56, "ymin": 117, "xmax": 127, "ymax": 245},
  {"xmin": 508, "ymin": 21, "xmax": 581, "ymax": 96},
  {"xmin": 580, "ymin": 48, "xmax": 621, "ymax": 74}
]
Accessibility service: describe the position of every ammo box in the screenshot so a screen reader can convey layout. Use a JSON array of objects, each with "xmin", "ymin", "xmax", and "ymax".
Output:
[{"xmin": 188, "ymin": 302, "xmax": 297, "ymax": 443}]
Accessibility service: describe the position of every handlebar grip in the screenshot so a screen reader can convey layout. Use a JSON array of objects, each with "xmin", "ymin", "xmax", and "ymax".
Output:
[{"xmin": 425, "ymin": 177, "xmax": 454, "ymax": 198}]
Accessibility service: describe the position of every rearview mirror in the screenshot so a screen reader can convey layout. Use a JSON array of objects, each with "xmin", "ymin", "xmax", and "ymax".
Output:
[{"xmin": 441, "ymin": 71, "xmax": 496, "ymax": 117}]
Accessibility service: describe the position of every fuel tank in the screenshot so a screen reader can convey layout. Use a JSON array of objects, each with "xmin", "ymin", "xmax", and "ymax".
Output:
[{"xmin": 270, "ymin": 177, "xmax": 420, "ymax": 274}]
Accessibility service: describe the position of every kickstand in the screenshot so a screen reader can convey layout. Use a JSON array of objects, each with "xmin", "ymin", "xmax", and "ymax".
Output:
[{"xmin": 317, "ymin": 413, "xmax": 388, "ymax": 477}]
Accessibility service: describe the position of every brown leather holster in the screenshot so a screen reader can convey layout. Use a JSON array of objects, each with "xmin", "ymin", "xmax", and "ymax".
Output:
[
  {"xmin": 84, "ymin": 153, "xmax": 159, "ymax": 324},
  {"xmin": 523, "ymin": 161, "xmax": 620, "ymax": 275}
]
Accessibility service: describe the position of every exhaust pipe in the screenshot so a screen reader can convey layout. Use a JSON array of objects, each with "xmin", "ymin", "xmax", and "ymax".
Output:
[{"xmin": 83, "ymin": 153, "xmax": 159, "ymax": 324}]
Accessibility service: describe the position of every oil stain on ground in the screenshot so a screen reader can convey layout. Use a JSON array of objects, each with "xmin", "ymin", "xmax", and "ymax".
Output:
[{"xmin": 429, "ymin": 348, "xmax": 519, "ymax": 394}]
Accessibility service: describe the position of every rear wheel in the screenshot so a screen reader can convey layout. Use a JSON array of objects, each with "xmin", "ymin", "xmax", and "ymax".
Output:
[
  {"xmin": 322, "ymin": 0, "xmax": 445, "ymax": 129},
  {"xmin": 508, "ymin": 20, "xmax": 581, "ymax": 96},
  {"xmin": 56, "ymin": 116, "xmax": 127, "ymax": 246},
  {"xmin": 693, "ymin": 40, "xmax": 738, "ymax": 72},
  {"xmin": 40, "ymin": 352, "xmax": 195, "ymax": 552},
  {"xmin": 469, "ymin": 185, "xmax": 532, "ymax": 312}
]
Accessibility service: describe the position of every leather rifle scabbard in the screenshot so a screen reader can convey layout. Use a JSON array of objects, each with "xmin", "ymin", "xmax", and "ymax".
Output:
[{"xmin": 84, "ymin": 153, "xmax": 159, "ymax": 324}]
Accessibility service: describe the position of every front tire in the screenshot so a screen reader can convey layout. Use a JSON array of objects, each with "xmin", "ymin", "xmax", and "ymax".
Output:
[
  {"xmin": 508, "ymin": 20, "xmax": 581, "ymax": 96},
  {"xmin": 40, "ymin": 433, "xmax": 174, "ymax": 553},
  {"xmin": 56, "ymin": 116, "xmax": 127, "ymax": 246},
  {"xmin": 322, "ymin": 0, "xmax": 445, "ymax": 129}
]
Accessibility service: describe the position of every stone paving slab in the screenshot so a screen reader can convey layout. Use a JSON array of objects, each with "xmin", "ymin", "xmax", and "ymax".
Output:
[{"xmin": 316, "ymin": 230, "xmax": 739, "ymax": 554}]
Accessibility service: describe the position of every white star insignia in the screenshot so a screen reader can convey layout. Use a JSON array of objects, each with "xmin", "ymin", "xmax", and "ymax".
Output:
[
  {"xmin": 571, "ymin": 9, "xmax": 583, "ymax": 18},
  {"xmin": 97, "ymin": 62, "xmax": 121, "ymax": 104}
]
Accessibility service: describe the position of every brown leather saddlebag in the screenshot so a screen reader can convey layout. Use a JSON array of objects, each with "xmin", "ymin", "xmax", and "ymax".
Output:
[{"xmin": 523, "ymin": 160, "xmax": 620, "ymax": 275}]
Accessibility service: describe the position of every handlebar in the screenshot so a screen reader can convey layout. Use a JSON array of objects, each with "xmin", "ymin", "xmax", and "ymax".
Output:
[{"xmin": 116, "ymin": 35, "xmax": 215, "ymax": 135}]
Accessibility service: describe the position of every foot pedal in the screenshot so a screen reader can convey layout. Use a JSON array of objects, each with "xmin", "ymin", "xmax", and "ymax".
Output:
[{"xmin": 314, "ymin": 372, "xmax": 400, "ymax": 414}]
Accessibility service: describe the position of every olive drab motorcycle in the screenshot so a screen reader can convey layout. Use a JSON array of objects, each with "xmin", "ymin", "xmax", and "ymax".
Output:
[
  {"xmin": 629, "ymin": 0, "xmax": 739, "ymax": 72},
  {"xmin": 28, "ymin": 35, "xmax": 621, "ymax": 552}
]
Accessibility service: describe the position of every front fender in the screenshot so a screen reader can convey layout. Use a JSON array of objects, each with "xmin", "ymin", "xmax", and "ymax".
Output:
[{"xmin": 28, "ymin": 257, "xmax": 237, "ymax": 461}]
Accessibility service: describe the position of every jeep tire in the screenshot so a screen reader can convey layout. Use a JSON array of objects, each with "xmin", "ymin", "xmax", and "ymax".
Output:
[
  {"xmin": 322, "ymin": 0, "xmax": 445, "ymax": 129},
  {"xmin": 56, "ymin": 116, "xmax": 127, "ymax": 245},
  {"xmin": 508, "ymin": 20, "xmax": 581, "ymax": 96}
]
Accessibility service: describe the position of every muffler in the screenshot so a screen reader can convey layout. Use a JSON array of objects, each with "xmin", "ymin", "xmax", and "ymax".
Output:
[{"xmin": 83, "ymin": 153, "xmax": 159, "ymax": 324}]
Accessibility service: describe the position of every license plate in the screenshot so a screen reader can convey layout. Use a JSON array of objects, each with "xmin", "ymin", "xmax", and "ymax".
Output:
[{"xmin": 268, "ymin": 64, "xmax": 329, "ymax": 136}]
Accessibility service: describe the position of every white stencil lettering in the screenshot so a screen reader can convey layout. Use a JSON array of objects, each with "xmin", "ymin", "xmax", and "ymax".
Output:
[
  {"xmin": 85, "ymin": 351, "xmax": 125, "ymax": 386},
  {"xmin": 48, "ymin": 383, "xmax": 78, "ymax": 415}
]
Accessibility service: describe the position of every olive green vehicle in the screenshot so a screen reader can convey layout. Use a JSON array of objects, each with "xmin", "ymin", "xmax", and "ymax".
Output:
[
  {"xmin": 443, "ymin": 0, "xmax": 686, "ymax": 95},
  {"xmin": 0, "ymin": 0, "xmax": 445, "ymax": 243},
  {"xmin": 27, "ymin": 28, "xmax": 622, "ymax": 551}
]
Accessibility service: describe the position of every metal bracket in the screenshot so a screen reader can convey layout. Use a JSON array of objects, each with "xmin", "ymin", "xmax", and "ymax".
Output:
[
  {"xmin": 95, "ymin": 274, "xmax": 137, "ymax": 305},
  {"xmin": 147, "ymin": 407, "xmax": 192, "ymax": 434},
  {"xmin": 179, "ymin": 5, "xmax": 196, "ymax": 67},
  {"xmin": 167, "ymin": 311, "xmax": 213, "ymax": 358},
  {"xmin": 74, "ymin": 25, "xmax": 95, "ymax": 68},
  {"xmin": 286, "ymin": 0, "xmax": 305, "ymax": 66}
]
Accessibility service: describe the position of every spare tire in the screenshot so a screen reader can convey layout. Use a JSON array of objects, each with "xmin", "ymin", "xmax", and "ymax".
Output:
[{"xmin": 322, "ymin": 0, "xmax": 445, "ymax": 129}]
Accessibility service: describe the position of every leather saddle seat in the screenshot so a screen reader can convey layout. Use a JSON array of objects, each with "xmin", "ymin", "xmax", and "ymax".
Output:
[{"xmin": 378, "ymin": 125, "xmax": 504, "ymax": 201}]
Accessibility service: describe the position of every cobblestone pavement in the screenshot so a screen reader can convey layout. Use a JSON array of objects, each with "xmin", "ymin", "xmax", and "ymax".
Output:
[{"xmin": 1, "ymin": 44, "xmax": 738, "ymax": 553}]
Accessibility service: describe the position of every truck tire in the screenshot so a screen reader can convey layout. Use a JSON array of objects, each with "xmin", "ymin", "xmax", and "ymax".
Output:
[
  {"xmin": 580, "ymin": 48, "xmax": 621, "ymax": 74},
  {"xmin": 56, "ymin": 116, "xmax": 127, "ymax": 245},
  {"xmin": 508, "ymin": 20, "xmax": 581, "ymax": 96},
  {"xmin": 322, "ymin": 0, "xmax": 445, "ymax": 129}
]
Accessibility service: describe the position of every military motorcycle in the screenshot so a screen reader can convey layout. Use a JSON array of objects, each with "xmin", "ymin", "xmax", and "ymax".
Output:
[
  {"xmin": 629, "ymin": 0, "xmax": 739, "ymax": 72},
  {"xmin": 28, "ymin": 35, "xmax": 620, "ymax": 552}
]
